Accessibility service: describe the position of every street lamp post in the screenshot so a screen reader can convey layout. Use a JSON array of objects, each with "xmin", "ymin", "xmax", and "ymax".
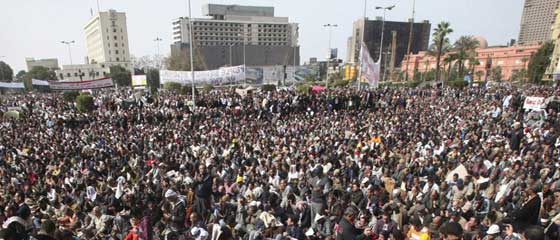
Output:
[
  {"xmin": 375, "ymin": 5, "xmax": 395, "ymax": 82},
  {"xmin": 323, "ymin": 24, "xmax": 338, "ymax": 94},
  {"xmin": 187, "ymin": 0, "xmax": 196, "ymax": 108},
  {"xmin": 154, "ymin": 37, "xmax": 162, "ymax": 69},
  {"xmin": 405, "ymin": 0, "xmax": 416, "ymax": 82},
  {"xmin": 60, "ymin": 40, "xmax": 75, "ymax": 65}
]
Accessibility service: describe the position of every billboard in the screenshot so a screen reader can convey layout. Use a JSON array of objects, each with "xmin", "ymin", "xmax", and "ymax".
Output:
[
  {"xmin": 48, "ymin": 78, "xmax": 114, "ymax": 90},
  {"xmin": 160, "ymin": 65, "xmax": 246, "ymax": 85},
  {"xmin": 132, "ymin": 75, "xmax": 147, "ymax": 86}
]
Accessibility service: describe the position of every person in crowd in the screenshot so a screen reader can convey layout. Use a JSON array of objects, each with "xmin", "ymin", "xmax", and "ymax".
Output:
[{"xmin": 0, "ymin": 85, "xmax": 557, "ymax": 240}]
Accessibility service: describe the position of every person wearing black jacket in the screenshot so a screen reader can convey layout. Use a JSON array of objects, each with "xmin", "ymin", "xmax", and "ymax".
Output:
[
  {"xmin": 336, "ymin": 207, "xmax": 371, "ymax": 240},
  {"xmin": 512, "ymin": 186, "xmax": 541, "ymax": 232},
  {"xmin": 193, "ymin": 164, "xmax": 213, "ymax": 221}
]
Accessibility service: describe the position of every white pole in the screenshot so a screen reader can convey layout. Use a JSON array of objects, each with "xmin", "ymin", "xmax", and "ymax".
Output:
[
  {"xmin": 187, "ymin": 0, "xmax": 196, "ymax": 107},
  {"xmin": 243, "ymin": 33, "xmax": 247, "ymax": 87},
  {"xmin": 324, "ymin": 24, "xmax": 337, "ymax": 95}
]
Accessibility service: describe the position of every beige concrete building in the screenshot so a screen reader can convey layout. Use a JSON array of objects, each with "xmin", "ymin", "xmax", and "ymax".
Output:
[
  {"xmin": 84, "ymin": 9, "xmax": 131, "ymax": 68},
  {"xmin": 518, "ymin": 0, "xmax": 560, "ymax": 45},
  {"xmin": 25, "ymin": 58, "xmax": 59, "ymax": 71}
]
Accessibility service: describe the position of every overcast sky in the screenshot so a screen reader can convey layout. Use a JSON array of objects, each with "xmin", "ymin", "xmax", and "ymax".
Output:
[{"xmin": 0, "ymin": 0, "xmax": 524, "ymax": 72}]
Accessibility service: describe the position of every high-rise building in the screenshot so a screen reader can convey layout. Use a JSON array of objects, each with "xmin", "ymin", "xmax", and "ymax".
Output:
[
  {"xmin": 25, "ymin": 58, "xmax": 59, "ymax": 71},
  {"xmin": 347, "ymin": 18, "xmax": 431, "ymax": 68},
  {"xmin": 56, "ymin": 9, "xmax": 131, "ymax": 81},
  {"xmin": 84, "ymin": 9, "xmax": 131, "ymax": 68},
  {"xmin": 518, "ymin": 0, "xmax": 560, "ymax": 45},
  {"xmin": 171, "ymin": 4, "xmax": 300, "ymax": 69}
]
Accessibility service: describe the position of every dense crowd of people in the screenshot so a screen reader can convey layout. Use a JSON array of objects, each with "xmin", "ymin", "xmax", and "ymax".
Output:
[{"xmin": 0, "ymin": 84, "xmax": 559, "ymax": 240}]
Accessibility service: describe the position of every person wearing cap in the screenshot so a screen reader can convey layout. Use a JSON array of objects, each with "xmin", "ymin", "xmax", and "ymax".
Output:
[
  {"xmin": 164, "ymin": 189, "xmax": 186, "ymax": 233},
  {"xmin": 483, "ymin": 224, "xmax": 502, "ymax": 240}
]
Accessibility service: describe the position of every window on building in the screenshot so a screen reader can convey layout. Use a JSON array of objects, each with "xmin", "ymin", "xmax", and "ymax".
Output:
[
  {"xmin": 115, "ymin": 43, "xmax": 118, "ymax": 47},
  {"xmin": 96, "ymin": 72, "xmax": 99, "ymax": 76},
  {"xmin": 109, "ymin": 50, "xmax": 111, "ymax": 54},
  {"xmin": 116, "ymin": 57, "xmax": 120, "ymax": 61},
  {"xmin": 114, "ymin": 36, "xmax": 117, "ymax": 40},
  {"xmin": 74, "ymin": 73, "xmax": 78, "ymax": 77},
  {"xmin": 115, "ymin": 50, "xmax": 119, "ymax": 54},
  {"xmin": 122, "ymin": 43, "xmax": 124, "ymax": 47},
  {"xmin": 113, "ymin": 28, "xmax": 117, "ymax": 33},
  {"xmin": 108, "ymin": 43, "xmax": 111, "ymax": 47}
]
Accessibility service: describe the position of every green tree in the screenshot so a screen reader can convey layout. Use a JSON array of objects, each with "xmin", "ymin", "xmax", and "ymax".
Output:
[
  {"xmin": 475, "ymin": 70, "xmax": 485, "ymax": 81},
  {"xmin": 432, "ymin": 22, "xmax": 453, "ymax": 83},
  {"xmin": 110, "ymin": 65, "xmax": 132, "ymax": 87},
  {"xmin": 163, "ymin": 82, "xmax": 182, "ymax": 91},
  {"xmin": 454, "ymin": 36, "xmax": 480, "ymax": 78},
  {"xmin": 527, "ymin": 41, "xmax": 554, "ymax": 82},
  {"xmin": 468, "ymin": 58, "xmax": 480, "ymax": 75},
  {"xmin": 0, "ymin": 61, "xmax": 14, "ymax": 82},
  {"xmin": 26, "ymin": 66, "xmax": 57, "ymax": 80},
  {"xmin": 165, "ymin": 50, "xmax": 204, "ymax": 71},
  {"xmin": 443, "ymin": 54, "xmax": 458, "ymax": 81},
  {"xmin": 24, "ymin": 66, "xmax": 57, "ymax": 91},
  {"xmin": 146, "ymin": 68, "xmax": 160, "ymax": 92},
  {"xmin": 15, "ymin": 70, "xmax": 27, "ymax": 82},
  {"xmin": 491, "ymin": 66, "xmax": 503, "ymax": 82},
  {"xmin": 76, "ymin": 94, "xmax": 95, "ymax": 113}
]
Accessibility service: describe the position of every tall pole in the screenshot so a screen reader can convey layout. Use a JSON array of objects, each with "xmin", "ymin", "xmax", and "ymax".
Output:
[
  {"xmin": 154, "ymin": 37, "xmax": 162, "ymax": 69},
  {"xmin": 323, "ymin": 24, "xmax": 338, "ymax": 95},
  {"xmin": 187, "ymin": 0, "xmax": 196, "ymax": 107},
  {"xmin": 405, "ymin": 0, "xmax": 416, "ymax": 81},
  {"xmin": 61, "ymin": 41, "xmax": 75, "ymax": 65},
  {"xmin": 376, "ymin": 5, "xmax": 395, "ymax": 82},
  {"xmin": 243, "ymin": 38, "xmax": 246, "ymax": 86},
  {"xmin": 96, "ymin": 0, "xmax": 101, "ymax": 12},
  {"xmin": 358, "ymin": 0, "xmax": 368, "ymax": 89},
  {"xmin": 229, "ymin": 44, "xmax": 233, "ymax": 66}
]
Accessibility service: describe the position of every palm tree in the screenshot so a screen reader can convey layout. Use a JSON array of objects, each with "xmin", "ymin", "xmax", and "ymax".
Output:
[
  {"xmin": 521, "ymin": 57, "xmax": 529, "ymax": 82},
  {"xmin": 443, "ymin": 54, "xmax": 457, "ymax": 81},
  {"xmin": 432, "ymin": 22, "xmax": 453, "ymax": 83},
  {"xmin": 468, "ymin": 58, "xmax": 480, "ymax": 74},
  {"xmin": 454, "ymin": 36, "xmax": 480, "ymax": 78}
]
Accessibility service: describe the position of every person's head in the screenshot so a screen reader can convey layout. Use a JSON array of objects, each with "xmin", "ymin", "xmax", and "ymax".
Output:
[
  {"xmin": 441, "ymin": 222, "xmax": 463, "ymax": 240},
  {"xmin": 344, "ymin": 207, "xmax": 358, "ymax": 223},
  {"xmin": 39, "ymin": 219, "xmax": 56, "ymax": 236},
  {"xmin": 410, "ymin": 217, "xmax": 422, "ymax": 231},
  {"xmin": 485, "ymin": 224, "xmax": 500, "ymax": 239},
  {"xmin": 198, "ymin": 164, "xmax": 207, "ymax": 175},
  {"xmin": 189, "ymin": 212, "xmax": 199, "ymax": 224},
  {"xmin": 165, "ymin": 189, "xmax": 178, "ymax": 203},
  {"xmin": 521, "ymin": 225, "xmax": 544, "ymax": 240},
  {"xmin": 14, "ymin": 192, "xmax": 24, "ymax": 205}
]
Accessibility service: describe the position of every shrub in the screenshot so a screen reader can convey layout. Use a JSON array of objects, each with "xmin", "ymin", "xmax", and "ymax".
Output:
[
  {"xmin": 75, "ymin": 94, "xmax": 95, "ymax": 113},
  {"xmin": 163, "ymin": 82, "xmax": 182, "ymax": 92},
  {"xmin": 332, "ymin": 80, "xmax": 350, "ymax": 88},
  {"xmin": 63, "ymin": 91, "xmax": 80, "ymax": 102},
  {"xmin": 448, "ymin": 80, "xmax": 468, "ymax": 88},
  {"xmin": 202, "ymin": 84, "xmax": 214, "ymax": 92},
  {"xmin": 296, "ymin": 83, "xmax": 311, "ymax": 94},
  {"xmin": 261, "ymin": 84, "xmax": 276, "ymax": 92},
  {"xmin": 404, "ymin": 81, "xmax": 422, "ymax": 88}
]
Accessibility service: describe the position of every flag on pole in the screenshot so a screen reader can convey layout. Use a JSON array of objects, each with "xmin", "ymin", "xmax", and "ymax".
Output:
[{"xmin": 359, "ymin": 42, "xmax": 380, "ymax": 88}]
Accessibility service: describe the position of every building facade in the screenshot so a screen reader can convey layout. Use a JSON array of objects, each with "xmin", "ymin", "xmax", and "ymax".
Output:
[
  {"xmin": 56, "ymin": 64, "xmax": 111, "ymax": 82},
  {"xmin": 56, "ymin": 9, "xmax": 131, "ymax": 81},
  {"xmin": 347, "ymin": 18, "xmax": 431, "ymax": 67},
  {"xmin": 518, "ymin": 0, "xmax": 560, "ymax": 45},
  {"xmin": 171, "ymin": 4, "xmax": 299, "ymax": 69},
  {"xmin": 25, "ymin": 58, "xmax": 59, "ymax": 71},
  {"xmin": 84, "ymin": 9, "xmax": 131, "ymax": 68},
  {"xmin": 401, "ymin": 39, "xmax": 541, "ymax": 81},
  {"xmin": 547, "ymin": 7, "xmax": 560, "ymax": 78}
]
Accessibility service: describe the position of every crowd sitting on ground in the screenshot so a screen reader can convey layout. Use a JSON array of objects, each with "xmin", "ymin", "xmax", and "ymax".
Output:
[{"xmin": 0, "ymin": 84, "xmax": 559, "ymax": 240}]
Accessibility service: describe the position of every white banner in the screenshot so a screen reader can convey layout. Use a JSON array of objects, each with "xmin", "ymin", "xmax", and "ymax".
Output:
[
  {"xmin": 0, "ymin": 82, "xmax": 25, "ymax": 89},
  {"xmin": 359, "ymin": 42, "xmax": 380, "ymax": 88},
  {"xmin": 160, "ymin": 65, "xmax": 245, "ymax": 85},
  {"xmin": 31, "ymin": 79, "xmax": 50, "ymax": 86},
  {"xmin": 523, "ymin": 96, "xmax": 546, "ymax": 110},
  {"xmin": 132, "ymin": 75, "xmax": 147, "ymax": 86},
  {"xmin": 49, "ymin": 78, "xmax": 114, "ymax": 90}
]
